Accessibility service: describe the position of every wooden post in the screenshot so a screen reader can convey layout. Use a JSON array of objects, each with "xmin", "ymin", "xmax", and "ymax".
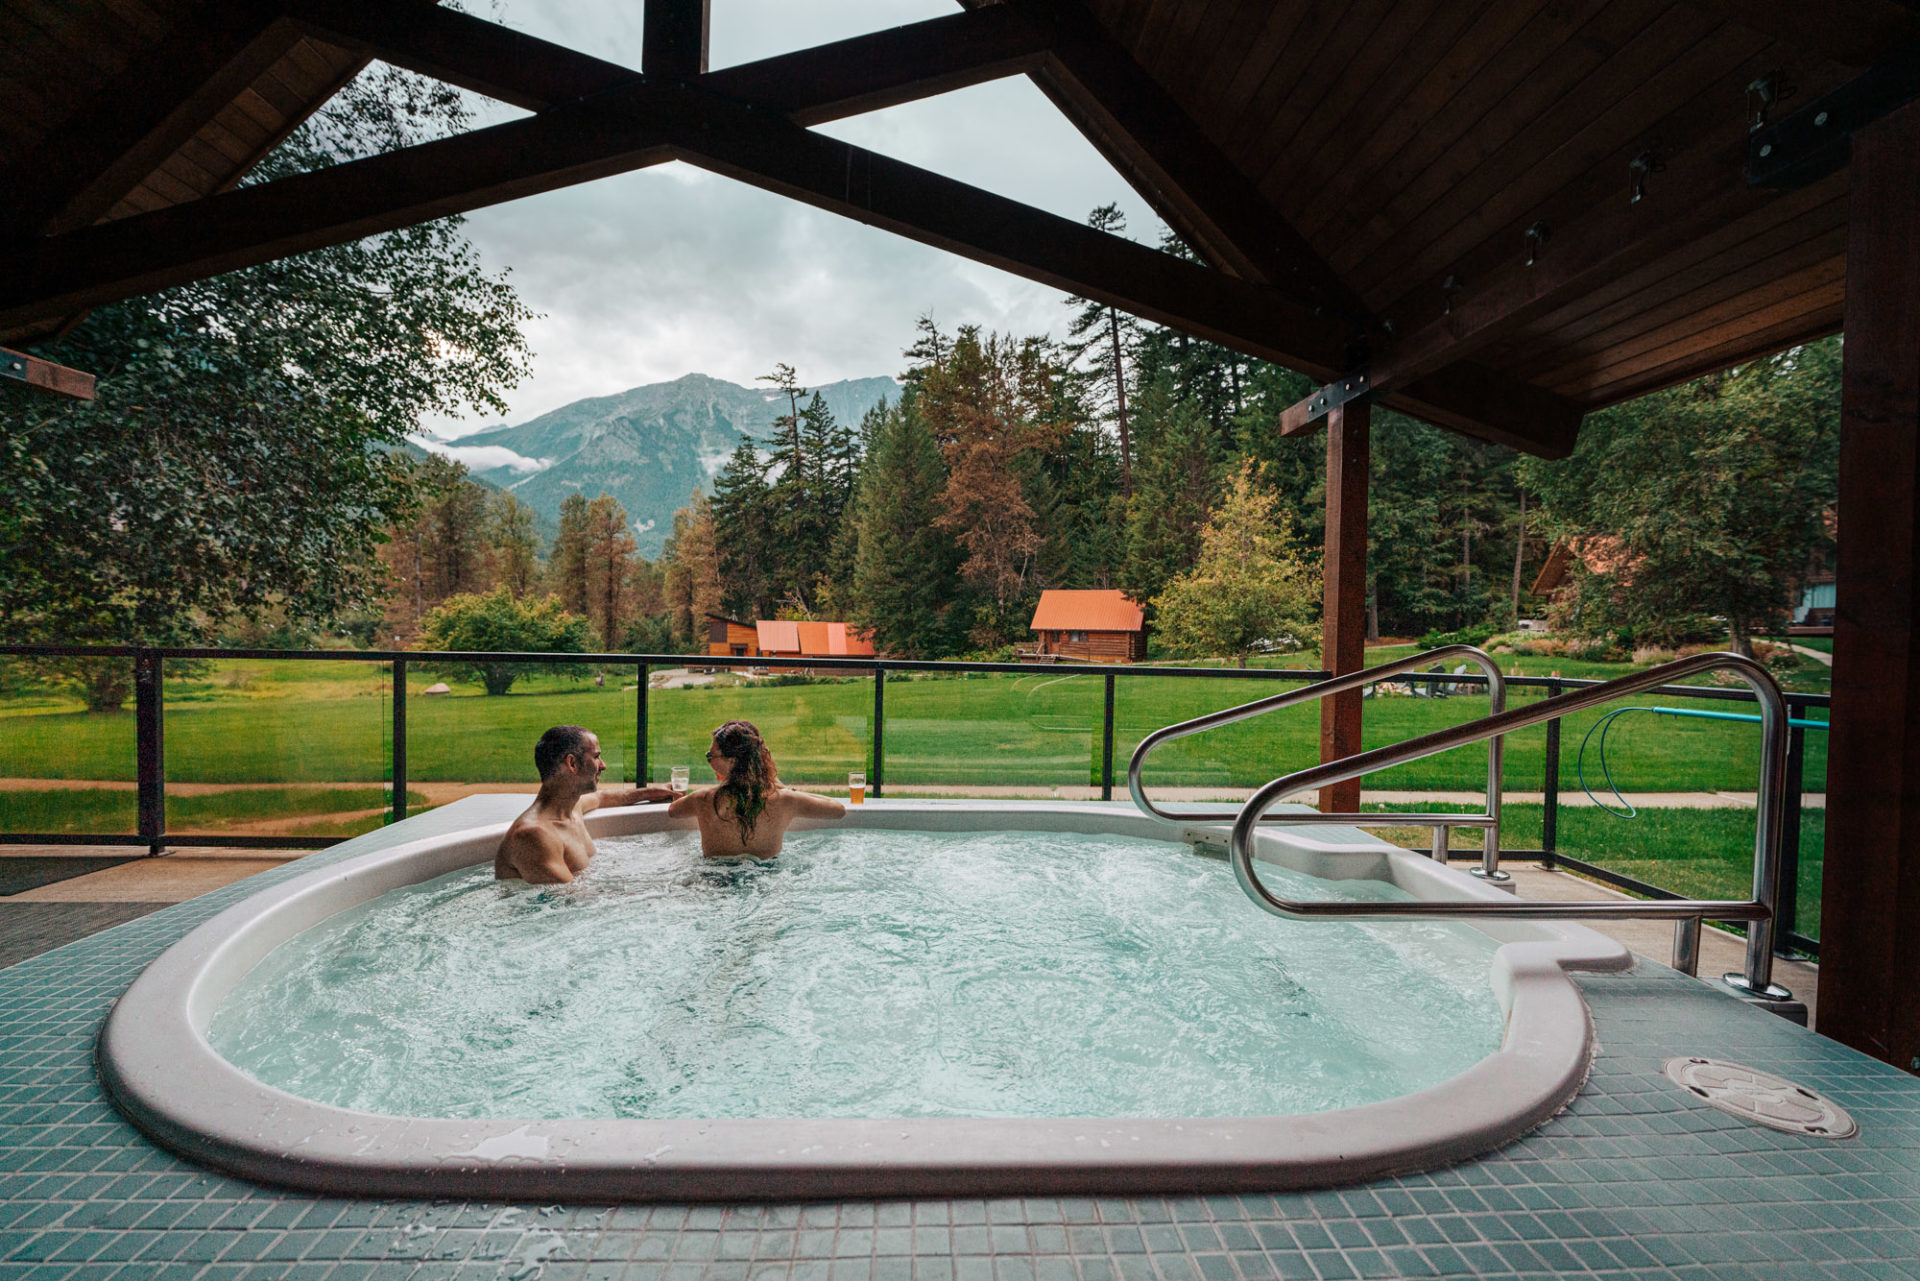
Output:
[
  {"xmin": 642, "ymin": 0, "xmax": 709, "ymax": 77},
  {"xmin": 1822, "ymin": 96, "xmax": 1920, "ymax": 1074},
  {"xmin": 1320, "ymin": 398, "xmax": 1369, "ymax": 813}
]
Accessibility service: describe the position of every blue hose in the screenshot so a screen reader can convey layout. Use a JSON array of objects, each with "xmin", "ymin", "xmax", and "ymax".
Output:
[{"xmin": 1575, "ymin": 706, "xmax": 1659, "ymax": 818}]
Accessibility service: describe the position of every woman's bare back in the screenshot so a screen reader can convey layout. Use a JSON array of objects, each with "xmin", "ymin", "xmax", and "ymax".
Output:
[{"xmin": 669, "ymin": 785, "xmax": 846, "ymax": 858}]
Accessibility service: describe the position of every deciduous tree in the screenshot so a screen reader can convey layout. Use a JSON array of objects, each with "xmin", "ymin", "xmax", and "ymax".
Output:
[
  {"xmin": 1154, "ymin": 463, "xmax": 1320, "ymax": 667},
  {"xmin": 0, "ymin": 65, "xmax": 532, "ymax": 650},
  {"xmin": 415, "ymin": 588, "xmax": 590, "ymax": 695},
  {"xmin": 1517, "ymin": 340, "xmax": 1841, "ymax": 656}
]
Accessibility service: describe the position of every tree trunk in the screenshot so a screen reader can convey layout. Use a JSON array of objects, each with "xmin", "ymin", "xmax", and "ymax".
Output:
[
  {"xmin": 1366, "ymin": 579, "xmax": 1380, "ymax": 643},
  {"xmin": 1511, "ymin": 489, "xmax": 1527, "ymax": 623},
  {"xmin": 1108, "ymin": 309, "xmax": 1132, "ymax": 497},
  {"xmin": 1237, "ymin": 650, "xmax": 1248, "ymax": 669},
  {"xmin": 1729, "ymin": 618, "xmax": 1756, "ymax": 659}
]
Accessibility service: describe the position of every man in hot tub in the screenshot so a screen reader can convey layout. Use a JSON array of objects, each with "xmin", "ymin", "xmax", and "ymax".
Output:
[{"xmin": 495, "ymin": 725, "xmax": 673, "ymax": 883}]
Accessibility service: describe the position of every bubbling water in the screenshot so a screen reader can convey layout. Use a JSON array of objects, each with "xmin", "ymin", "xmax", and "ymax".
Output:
[{"xmin": 209, "ymin": 829, "xmax": 1504, "ymax": 1120}]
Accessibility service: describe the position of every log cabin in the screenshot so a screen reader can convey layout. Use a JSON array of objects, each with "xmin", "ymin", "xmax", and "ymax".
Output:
[{"xmin": 1027, "ymin": 590, "xmax": 1147, "ymax": 662}]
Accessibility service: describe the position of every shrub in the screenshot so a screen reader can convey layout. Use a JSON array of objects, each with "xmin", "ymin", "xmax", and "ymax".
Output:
[{"xmin": 415, "ymin": 588, "xmax": 591, "ymax": 695}]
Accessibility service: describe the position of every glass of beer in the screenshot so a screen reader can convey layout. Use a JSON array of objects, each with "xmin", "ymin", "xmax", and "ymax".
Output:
[
  {"xmin": 848, "ymin": 771, "xmax": 866, "ymax": 804},
  {"xmin": 670, "ymin": 765, "xmax": 689, "ymax": 795}
]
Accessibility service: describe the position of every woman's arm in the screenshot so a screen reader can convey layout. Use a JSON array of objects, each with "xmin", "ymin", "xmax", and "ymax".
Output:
[
  {"xmin": 667, "ymin": 786, "xmax": 716, "ymax": 818},
  {"xmin": 782, "ymin": 788, "xmax": 847, "ymax": 820}
]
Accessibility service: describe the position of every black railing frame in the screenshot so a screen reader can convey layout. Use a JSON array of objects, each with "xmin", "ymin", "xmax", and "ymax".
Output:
[{"xmin": 0, "ymin": 643, "xmax": 1828, "ymax": 954}]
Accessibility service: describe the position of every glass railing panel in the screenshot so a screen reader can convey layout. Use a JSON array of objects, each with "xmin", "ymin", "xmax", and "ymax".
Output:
[
  {"xmin": 646, "ymin": 669, "xmax": 869, "ymax": 793},
  {"xmin": 403, "ymin": 661, "xmax": 640, "ymax": 820},
  {"xmin": 1115, "ymin": 670, "xmax": 1316, "ymax": 798},
  {"xmin": 0, "ymin": 654, "xmax": 140, "ymax": 836},
  {"xmin": 162, "ymin": 656, "xmax": 397, "ymax": 842},
  {"xmin": 880, "ymin": 668, "xmax": 1101, "ymax": 794}
]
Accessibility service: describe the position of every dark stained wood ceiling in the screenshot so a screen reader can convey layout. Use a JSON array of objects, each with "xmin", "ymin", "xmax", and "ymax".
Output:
[
  {"xmin": 1078, "ymin": 0, "xmax": 1895, "ymax": 410},
  {"xmin": 4, "ymin": 0, "xmax": 1916, "ymax": 445},
  {"xmin": 2, "ymin": 2, "xmax": 363, "ymax": 222}
]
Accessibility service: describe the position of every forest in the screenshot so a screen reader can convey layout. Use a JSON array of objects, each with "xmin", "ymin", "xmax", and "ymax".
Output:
[
  {"xmin": 0, "ymin": 158, "xmax": 1842, "ymax": 678},
  {"xmin": 376, "ymin": 220, "xmax": 1843, "ymax": 669}
]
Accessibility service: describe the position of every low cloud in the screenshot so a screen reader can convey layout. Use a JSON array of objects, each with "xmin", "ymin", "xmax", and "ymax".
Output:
[{"xmin": 418, "ymin": 440, "xmax": 554, "ymax": 476}]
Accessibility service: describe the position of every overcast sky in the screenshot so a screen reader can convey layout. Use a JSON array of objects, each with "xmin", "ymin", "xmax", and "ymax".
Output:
[{"xmin": 419, "ymin": 0, "xmax": 1165, "ymax": 439}]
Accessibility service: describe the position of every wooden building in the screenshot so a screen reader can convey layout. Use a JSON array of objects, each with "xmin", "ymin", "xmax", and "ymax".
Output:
[
  {"xmin": 706, "ymin": 615, "xmax": 876, "ymax": 665},
  {"xmin": 1028, "ymin": 590, "xmax": 1147, "ymax": 662},
  {"xmin": 6, "ymin": 0, "xmax": 1919, "ymax": 1070},
  {"xmin": 705, "ymin": 615, "xmax": 759, "ymax": 659}
]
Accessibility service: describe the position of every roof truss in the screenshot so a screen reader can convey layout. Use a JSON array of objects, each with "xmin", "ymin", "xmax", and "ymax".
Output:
[{"xmin": 2, "ymin": 0, "xmax": 1588, "ymax": 456}]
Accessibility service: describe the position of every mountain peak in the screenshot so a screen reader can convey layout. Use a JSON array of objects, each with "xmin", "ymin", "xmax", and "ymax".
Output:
[{"xmin": 439, "ymin": 372, "xmax": 898, "ymax": 556}]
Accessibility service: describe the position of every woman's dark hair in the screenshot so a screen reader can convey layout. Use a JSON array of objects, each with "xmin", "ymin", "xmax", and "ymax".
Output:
[{"xmin": 712, "ymin": 720, "xmax": 778, "ymax": 838}]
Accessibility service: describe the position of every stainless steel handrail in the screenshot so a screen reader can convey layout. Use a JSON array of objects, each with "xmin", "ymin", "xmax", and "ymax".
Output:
[
  {"xmin": 1127, "ymin": 644, "xmax": 1510, "ymax": 878},
  {"xmin": 1227, "ymin": 651, "xmax": 1792, "ymax": 1001}
]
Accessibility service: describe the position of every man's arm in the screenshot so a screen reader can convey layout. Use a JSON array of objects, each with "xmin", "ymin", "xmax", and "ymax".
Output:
[
  {"xmin": 577, "ymin": 785, "xmax": 675, "ymax": 814},
  {"xmin": 500, "ymin": 827, "xmax": 576, "ymax": 884}
]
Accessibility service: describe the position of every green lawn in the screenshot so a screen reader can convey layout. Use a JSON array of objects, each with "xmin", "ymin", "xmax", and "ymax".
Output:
[
  {"xmin": 0, "ymin": 653, "xmax": 1826, "ymax": 798},
  {"xmin": 1365, "ymin": 801, "xmax": 1825, "ymax": 941},
  {"xmin": 0, "ymin": 786, "xmax": 432, "ymax": 835}
]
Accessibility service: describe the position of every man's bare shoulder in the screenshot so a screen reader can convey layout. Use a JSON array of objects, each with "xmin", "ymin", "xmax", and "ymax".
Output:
[{"xmin": 496, "ymin": 814, "xmax": 565, "ymax": 878}]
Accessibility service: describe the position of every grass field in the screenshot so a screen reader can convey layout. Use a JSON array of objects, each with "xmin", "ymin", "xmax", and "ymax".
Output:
[
  {"xmin": 0, "ymin": 650, "xmax": 1827, "ymax": 797},
  {"xmin": 1364, "ymin": 801, "xmax": 1824, "ymax": 939},
  {"xmin": 0, "ymin": 786, "xmax": 432, "ymax": 836}
]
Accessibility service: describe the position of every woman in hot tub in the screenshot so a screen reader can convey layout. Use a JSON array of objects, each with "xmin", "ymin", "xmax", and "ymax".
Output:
[{"xmin": 669, "ymin": 720, "xmax": 845, "ymax": 858}]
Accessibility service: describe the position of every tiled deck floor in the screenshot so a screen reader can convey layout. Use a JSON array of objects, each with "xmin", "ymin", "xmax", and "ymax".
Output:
[{"xmin": 0, "ymin": 799, "xmax": 1915, "ymax": 1281}]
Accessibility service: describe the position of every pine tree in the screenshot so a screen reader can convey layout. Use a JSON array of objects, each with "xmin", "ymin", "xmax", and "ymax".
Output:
[
  {"xmin": 661, "ymin": 489, "xmax": 722, "ymax": 648},
  {"xmin": 487, "ymin": 492, "xmax": 541, "ymax": 597},
  {"xmin": 1120, "ymin": 370, "xmax": 1220, "ymax": 609},
  {"xmin": 849, "ymin": 394, "xmax": 965, "ymax": 657},
  {"xmin": 547, "ymin": 493, "xmax": 591, "ymax": 616},
  {"xmin": 583, "ymin": 493, "xmax": 637, "ymax": 650},
  {"xmin": 916, "ymin": 324, "xmax": 1073, "ymax": 646},
  {"xmin": 417, "ymin": 456, "xmax": 491, "ymax": 603},
  {"xmin": 710, "ymin": 437, "xmax": 773, "ymax": 617},
  {"xmin": 1062, "ymin": 204, "xmax": 1140, "ymax": 495}
]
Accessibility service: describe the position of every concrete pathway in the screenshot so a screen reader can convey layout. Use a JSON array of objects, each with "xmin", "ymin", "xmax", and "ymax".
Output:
[{"xmin": 1786, "ymin": 642, "xmax": 1834, "ymax": 666}]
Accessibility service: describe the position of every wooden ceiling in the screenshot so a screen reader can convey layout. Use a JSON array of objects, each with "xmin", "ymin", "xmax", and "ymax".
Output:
[
  {"xmin": 1077, "ymin": 0, "xmax": 1888, "ymax": 415},
  {"xmin": 3, "ymin": 0, "xmax": 1916, "ymax": 453}
]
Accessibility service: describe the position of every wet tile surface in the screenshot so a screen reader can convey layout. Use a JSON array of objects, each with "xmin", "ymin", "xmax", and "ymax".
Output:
[{"xmin": 0, "ymin": 800, "xmax": 1914, "ymax": 1280}]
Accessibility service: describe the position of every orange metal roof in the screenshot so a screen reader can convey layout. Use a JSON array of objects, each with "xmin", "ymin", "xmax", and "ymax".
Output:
[
  {"xmin": 752, "ymin": 619, "xmax": 875, "ymax": 656},
  {"xmin": 755, "ymin": 620, "xmax": 800, "ymax": 653},
  {"xmin": 828, "ymin": 623, "xmax": 875, "ymax": 657},
  {"xmin": 1030, "ymin": 590, "xmax": 1145, "ymax": 633}
]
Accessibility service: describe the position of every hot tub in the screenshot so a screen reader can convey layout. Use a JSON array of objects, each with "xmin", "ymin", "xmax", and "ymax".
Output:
[{"xmin": 99, "ymin": 800, "xmax": 1630, "ymax": 1199}]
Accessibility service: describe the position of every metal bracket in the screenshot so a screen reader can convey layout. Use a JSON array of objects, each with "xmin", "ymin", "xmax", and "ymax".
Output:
[
  {"xmin": 1279, "ymin": 370, "xmax": 1371, "ymax": 435},
  {"xmin": 0, "ymin": 351, "xmax": 26, "ymax": 383},
  {"xmin": 1627, "ymin": 148, "xmax": 1664, "ymax": 205},
  {"xmin": 1749, "ymin": 54, "xmax": 1920, "ymax": 189},
  {"xmin": 1523, "ymin": 222, "xmax": 1550, "ymax": 267}
]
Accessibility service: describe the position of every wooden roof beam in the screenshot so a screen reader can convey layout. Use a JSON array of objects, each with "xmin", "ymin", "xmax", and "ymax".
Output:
[
  {"xmin": 0, "ymin": 1, "xmax": 307, "ymax": 237},
  {"xmin": 290, "ymin": 1, "xmax": 1053, "ymax": 125},
  {"xmin": 0, "ymin": 347, "xmax": 96, "ymax": 401},
  {"xmin": 0, "ymin": 78, "xmax": 1353, "ymax": 379},
  {"xmin": 1008, "ymin": 0, "xmax": 1372, "ymax": 326},
  {"xmin": 1686, "ymin": 0, "xmax": 1920, "ymax": 70},
  {"xmin": 662, "ymin": 84, "xmax": 1350, "ymax": 375},
  {"xmin": 643, "ymin": 0, "xmax": 710, "ymax": 79},
  {"xmin": 1275, "ymin": 363, "xmax": 1583, "ymax": 460}
]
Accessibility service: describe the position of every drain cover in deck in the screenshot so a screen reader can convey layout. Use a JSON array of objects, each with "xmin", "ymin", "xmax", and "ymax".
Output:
[{"xmin": 1664, "ymin": 1058, "xmax": 1857, "ymax": 1137}]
